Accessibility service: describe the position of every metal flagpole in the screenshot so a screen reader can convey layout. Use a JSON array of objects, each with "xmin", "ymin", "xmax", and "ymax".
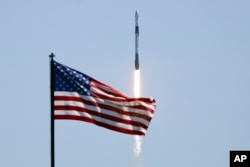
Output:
[{"xmin": 49, "ymin": 53, "xmax": 55, "ymax": 167}]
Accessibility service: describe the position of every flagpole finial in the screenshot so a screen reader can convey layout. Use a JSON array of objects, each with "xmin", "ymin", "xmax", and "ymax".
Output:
[{"xmin": 49, "ymin": 53, "xmax": 55, "ymax": 60}]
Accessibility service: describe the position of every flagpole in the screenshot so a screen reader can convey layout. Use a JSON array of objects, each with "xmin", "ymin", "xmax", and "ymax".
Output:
[{"xmin": 49, "ymin": 53, "xmax": 55, "ymax": 167}]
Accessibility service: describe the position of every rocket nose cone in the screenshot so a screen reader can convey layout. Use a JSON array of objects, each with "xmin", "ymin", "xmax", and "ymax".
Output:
[{"xmin": 135, "ymin": 10, "xmax": 139, "ymax": 17}]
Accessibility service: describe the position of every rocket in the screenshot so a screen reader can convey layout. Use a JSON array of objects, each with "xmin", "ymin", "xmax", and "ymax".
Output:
[{"xmin": 135, "ymin": 10, "xmax": 140, "ymax": 70}]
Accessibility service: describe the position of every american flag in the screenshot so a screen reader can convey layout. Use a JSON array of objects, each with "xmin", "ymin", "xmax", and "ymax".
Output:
[{"xmin": 53, "ymin": 61, "xmax": 156, "ymax": 136}]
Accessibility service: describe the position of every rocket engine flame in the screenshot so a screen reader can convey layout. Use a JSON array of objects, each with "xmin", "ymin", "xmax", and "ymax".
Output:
[
  {"xmin": 134, "ymin": 70, "xmax": 140, "ymax": 98},
  {"xmin": 133, "ymin": 69, "xmax": 143, "ymax": 158}
]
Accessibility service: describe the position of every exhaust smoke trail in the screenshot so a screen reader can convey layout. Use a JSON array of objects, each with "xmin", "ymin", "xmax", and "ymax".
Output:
[
  {"xmin": 133, "ymin": 69, "xmax": 143, "ymax": 159},
  {"xmin": 133, "ymin": 135, "xmax": 142, "ymax": 157}
]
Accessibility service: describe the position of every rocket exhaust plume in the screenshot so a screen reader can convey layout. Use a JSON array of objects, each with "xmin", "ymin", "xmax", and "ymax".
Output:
[
  {"xmin": 134, "ymin": 133, "xmax": 142, "ymax": 157},
  {"xmin": 134, "ymin": 70, "xmax": 140, "ymax": 98},
  {"xmin": 133, "ymin": 69, "xmax": 141, "ymax": 157},
  {"xmin": 133, "ymin": 70, "xmax": 143, "ymax": 159}
]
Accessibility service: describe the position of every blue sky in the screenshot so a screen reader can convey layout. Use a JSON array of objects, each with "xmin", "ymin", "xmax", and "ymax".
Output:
[{"xmin": 1, "ymin": 0, "xmax": 250, "ymax": 167}]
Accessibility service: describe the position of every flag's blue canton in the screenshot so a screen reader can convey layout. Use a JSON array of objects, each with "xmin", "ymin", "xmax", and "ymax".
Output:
[{"xmin": 54, "ymin": 61, "xmax": 92, "ymax": 96}]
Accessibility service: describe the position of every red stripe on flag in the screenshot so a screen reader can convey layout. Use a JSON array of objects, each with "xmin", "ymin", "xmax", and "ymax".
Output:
[
  {"xmin": 91, "ymin": 79, "xmax": 129, "ymax": 98},
  {"xmin": 55, "ymin": 115, "xmax": 145, "ymax": 136},
  {"xmin": 54, "ymin": 105, "xmax": 148, "ymax": 129},
  {"xmin": 54, "ymin": 95, "xmax": 153, "ymax": 121}
]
